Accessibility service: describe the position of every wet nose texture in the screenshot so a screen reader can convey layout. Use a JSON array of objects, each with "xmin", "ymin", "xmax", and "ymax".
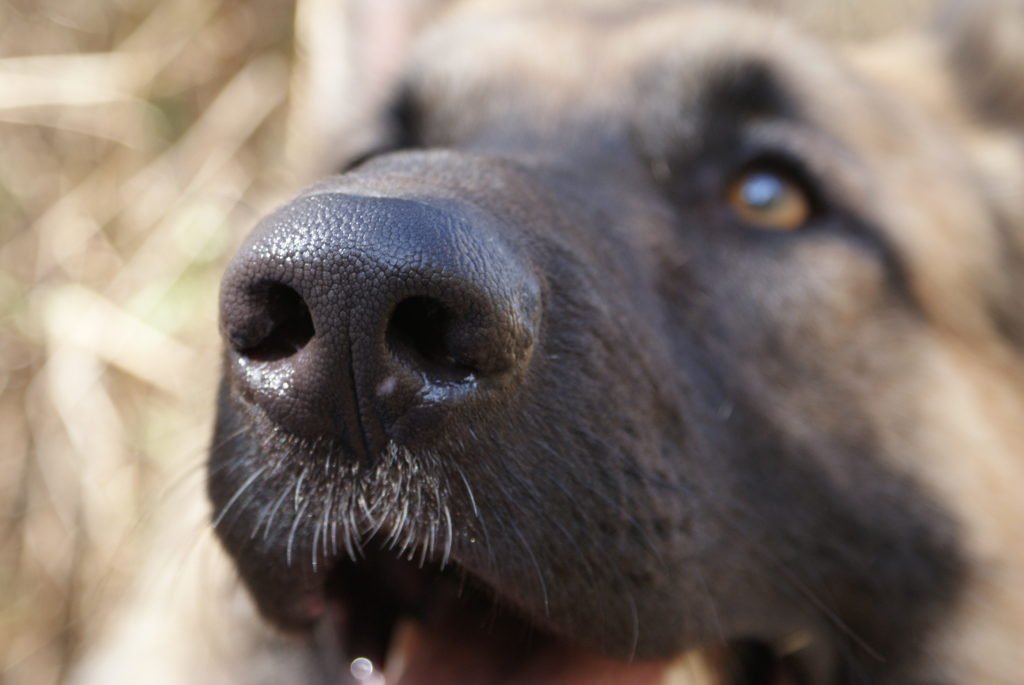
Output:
[{"xmin": 219, "ymin": 193, "xmax": 541, "ymax": 462}]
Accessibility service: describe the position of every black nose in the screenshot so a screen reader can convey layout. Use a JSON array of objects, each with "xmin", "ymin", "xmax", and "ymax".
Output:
[{"xmin": 219, "ymin": 193, "xmax": 541, "ymax": 461}]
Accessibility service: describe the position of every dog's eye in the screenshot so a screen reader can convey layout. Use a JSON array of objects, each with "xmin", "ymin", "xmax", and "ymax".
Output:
[{"xmin": 727, "ymin": 166, "xmax": 812, "ymax": 231}]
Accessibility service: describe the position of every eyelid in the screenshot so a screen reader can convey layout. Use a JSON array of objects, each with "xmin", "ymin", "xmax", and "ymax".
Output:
[{"xmin": 735, "ymin": 121, "xmax": 864, "ymax": 209}]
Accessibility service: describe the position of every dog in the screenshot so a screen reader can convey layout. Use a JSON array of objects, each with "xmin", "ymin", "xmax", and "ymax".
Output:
[{"xmin": 79, "ymin": 1, "xmax": 1024, "ymax": 684}]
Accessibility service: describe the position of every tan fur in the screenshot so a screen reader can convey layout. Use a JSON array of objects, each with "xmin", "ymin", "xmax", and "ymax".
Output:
[{"xmin": 848, "ymin": 24, "xmax": 1024, "ymax": 682}]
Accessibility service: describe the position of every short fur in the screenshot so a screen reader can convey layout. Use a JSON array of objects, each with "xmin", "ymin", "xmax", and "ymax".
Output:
[{"xmin": 74, "ymin": 2, "xmax": 1024, "ymax": 684}]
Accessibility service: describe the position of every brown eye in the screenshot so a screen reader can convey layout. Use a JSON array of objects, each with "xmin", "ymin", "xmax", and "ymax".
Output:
[{"xmin": 727, "ymin": 168, "xmax": 812, "ymax": 231}]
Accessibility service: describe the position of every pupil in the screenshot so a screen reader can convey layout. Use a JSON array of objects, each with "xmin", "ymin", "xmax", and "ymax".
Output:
[{"xmin": 742, "ymin": 173, "xmax": 784, "ymax": 209}]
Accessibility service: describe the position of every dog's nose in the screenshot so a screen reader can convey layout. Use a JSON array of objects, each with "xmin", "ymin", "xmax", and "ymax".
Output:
[{"xmin": 219, "ymin": 193, "xmax": 540, "ymax": 460}]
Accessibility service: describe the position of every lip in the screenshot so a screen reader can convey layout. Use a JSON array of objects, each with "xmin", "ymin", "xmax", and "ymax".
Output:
[{"xmin": 242, "ymin": 538, "xmax": 822, "ymax": 685}]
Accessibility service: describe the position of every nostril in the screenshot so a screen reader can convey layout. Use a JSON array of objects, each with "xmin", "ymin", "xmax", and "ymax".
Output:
[
  {"xmin": 231, "ymin": 283, "xmax": 315, "ymax": 362},
  {"xmin": 386, "ymin": 297, "xmax": 478, "ymax": 384}
]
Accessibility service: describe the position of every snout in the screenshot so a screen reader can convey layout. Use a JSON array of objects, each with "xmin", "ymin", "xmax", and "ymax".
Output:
[
  {"xmin": 219, "ymin": 191, "xmax": 541, "ymax": 461},
  {"xmin": 209, "ymin": 154, "xmax": 702, "ymax": 671}
]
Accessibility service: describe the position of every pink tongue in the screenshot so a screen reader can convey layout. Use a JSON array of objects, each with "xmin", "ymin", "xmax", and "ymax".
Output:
[{"xmin": 386, "ymin": 621, "xmax": 673, "ymax": 685}]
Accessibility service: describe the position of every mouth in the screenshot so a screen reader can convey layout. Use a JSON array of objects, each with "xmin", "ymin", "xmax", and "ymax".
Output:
[{"xmin": 305, "ymin": 544, "xmax": 815, "ymax": 685}]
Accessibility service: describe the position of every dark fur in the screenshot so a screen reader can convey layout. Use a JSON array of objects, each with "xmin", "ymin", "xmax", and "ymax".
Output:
[{"xmin": 208, "ymin": 2, "xmax": 1024, "ymax": 683}]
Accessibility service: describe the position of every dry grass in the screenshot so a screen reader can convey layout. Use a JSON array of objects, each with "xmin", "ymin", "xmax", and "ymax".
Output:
[{"xmin": 0, "ymin": 1, "xmax": 302, "ymax": 683}]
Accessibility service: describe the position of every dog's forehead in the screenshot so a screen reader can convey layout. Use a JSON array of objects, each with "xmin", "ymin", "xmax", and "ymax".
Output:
[{"xmin": 405, "ymin": 3, "xmax": 856, "ymax": 137}]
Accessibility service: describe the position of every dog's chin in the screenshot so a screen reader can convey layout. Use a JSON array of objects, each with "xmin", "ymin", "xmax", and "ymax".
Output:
[{"xmin": 240, "ymin": 542, "xmax": 816, "ymax": 685}]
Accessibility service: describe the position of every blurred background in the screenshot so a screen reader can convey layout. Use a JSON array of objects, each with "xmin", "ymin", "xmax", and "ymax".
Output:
[
  {"xmin": 0, "ymin": 1, "xmax": 301, "ymax": 682},
  {"xmin": 0, "ymin": 1, "xmax": 937, "ymax": 683}
]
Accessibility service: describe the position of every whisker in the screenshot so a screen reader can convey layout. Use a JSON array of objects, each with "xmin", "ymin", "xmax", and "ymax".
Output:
[
  {"xmin": 510, "ymin": 525, "xmax": 549, "ymax": 618},
  {"xmin": 311, "ymin": 515, "xmax": 323, "ymax": 572},
  {"xmin": 625, "ymin": 591, "xmax": 640, "ymax": 663},
  {"xmin": 322, "ymin": 481, "xmax": 335, "ymax": 559},
  {"xmin": 694, "ymin": 564, "xmax": 725, "ymax": 645},
  {"xmin": 212, "ymin": 465, "xmax": 269, "ymax": 530},
  {"xmin": 251, "ymin": 483, "xmax": 284, "ymax": 540},
  {"xmin": 441, "ymin": 505, "xmax": 454, "ymax": 569},
  {"xmin": 261, "ymin": 482, "xmax": 293, "ymax": 542},
  {"xmin": 286, "ymin": 499, "xmax": 310, "ymax": 568},
  {"xmin": 294, "ymin": 466, "xmax": 309, "ymax": 511},
  {"xmin": 455, "ymin": 464, "xmax": 480, "ymax": 519}
]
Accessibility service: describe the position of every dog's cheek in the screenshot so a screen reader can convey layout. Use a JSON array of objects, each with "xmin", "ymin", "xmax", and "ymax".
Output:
[
  {"xmin": 880, "ymin": 331, "xmax": 1024, "ymax": 684},
  {"xmin": 671, "ymin": 229, "xmax": 974, "ymax": 624},
  {"xmin": 685, "ymin": 229, "xmax": 903, "ymax": 408}
]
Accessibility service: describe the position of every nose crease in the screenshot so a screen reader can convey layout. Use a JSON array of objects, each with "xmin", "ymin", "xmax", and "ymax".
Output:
[{"xmin": 345, "ymin": 318, "xmax": 377, "ymax": 466}]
